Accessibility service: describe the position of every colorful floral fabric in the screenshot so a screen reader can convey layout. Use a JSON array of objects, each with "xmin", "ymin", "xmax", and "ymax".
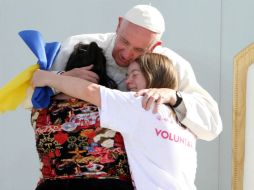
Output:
[{"xmin": 31, "ymin": 98, "xmax": 131, "ymax": 185}]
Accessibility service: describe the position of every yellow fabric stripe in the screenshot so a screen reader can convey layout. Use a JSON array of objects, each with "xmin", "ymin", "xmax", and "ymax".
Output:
[{"xmin": 0, "ymin": 64, "xmax": 39, "ymax": 113}]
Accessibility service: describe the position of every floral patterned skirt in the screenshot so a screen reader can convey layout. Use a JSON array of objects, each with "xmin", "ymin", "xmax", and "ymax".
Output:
[{"xmin": 35, "ymin": 178, "xmax": 134, "ymax": 190}]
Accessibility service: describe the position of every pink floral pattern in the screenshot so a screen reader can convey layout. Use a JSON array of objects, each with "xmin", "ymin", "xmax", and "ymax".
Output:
[{"xmin": 31, "ymin": 98, "xmax": 131, "ymax": 183}]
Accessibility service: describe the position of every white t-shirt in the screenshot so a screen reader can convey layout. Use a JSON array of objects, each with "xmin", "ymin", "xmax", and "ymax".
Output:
[
  {"xmin": 99, "ymin": 86, "xmax": 197, "ymax": 190},
  {"xmin": 51, "ymin": 32, "xmax": 222, "ymax": 141}
]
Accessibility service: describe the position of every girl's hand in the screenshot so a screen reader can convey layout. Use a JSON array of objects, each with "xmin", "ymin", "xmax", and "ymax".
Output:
[
  {"xmin": 32, "ymin": 70, "xmax": 50, "ymax": 88},
  {"xmin": 135, "ymin": 88, "xmax": 177, "ymax": 113}
]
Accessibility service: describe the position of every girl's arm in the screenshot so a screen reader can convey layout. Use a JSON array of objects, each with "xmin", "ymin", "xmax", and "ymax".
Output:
[{"xmin": 32, "ymin": 70, "xmax": 101, "ymax": 107}]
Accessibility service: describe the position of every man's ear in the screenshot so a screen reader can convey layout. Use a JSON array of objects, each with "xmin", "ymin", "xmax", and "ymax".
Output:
[
  {"xmin": 149, "ymin": 41, "xmax": 162, "ymax": 52},
  {"xmin": 116, "ymin": 17, "xmax": 123, "ymax": 33}
]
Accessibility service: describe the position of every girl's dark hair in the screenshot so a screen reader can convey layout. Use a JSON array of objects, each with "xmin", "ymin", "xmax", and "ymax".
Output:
[{"xmin": 65, "ymin": 42, "xmax": 117, "ymax": 89}]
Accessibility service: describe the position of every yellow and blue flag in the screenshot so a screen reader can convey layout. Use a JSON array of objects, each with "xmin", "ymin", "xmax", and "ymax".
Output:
[{"xmin": 0, "ymin": 30, "xmax": 60, "ymax": 113}]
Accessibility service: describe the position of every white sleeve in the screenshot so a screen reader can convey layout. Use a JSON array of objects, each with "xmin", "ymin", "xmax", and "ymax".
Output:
[
  {"xmin": 99, "ymin": 86, "xmax": 145, "ymax": 135},
  {"xmin": 154, "ymin": 46, "xmax": 222, "ymax": 141}
]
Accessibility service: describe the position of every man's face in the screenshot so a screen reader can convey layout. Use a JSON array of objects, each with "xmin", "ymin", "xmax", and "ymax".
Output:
[
  {"xmin": 112, "ymin": 18, "xmax": 157, "ymax": 67},
  {"xmin": 125, "ymin": 61, "xmax": 147, "ymax": 91}
]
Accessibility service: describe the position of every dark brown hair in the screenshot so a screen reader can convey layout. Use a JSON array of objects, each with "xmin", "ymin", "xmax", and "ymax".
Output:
[{"xmin": 65, "ymin": 42, "xmax": 117, "ymax": 89}]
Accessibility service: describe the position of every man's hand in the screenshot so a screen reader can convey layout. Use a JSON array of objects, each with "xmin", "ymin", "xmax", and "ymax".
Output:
[
  {"xmin": 62, "ymin": 65, "xmax": 99, "ymax": 83},
  {"xmin": 135, "ymin": 88, "xmax": 177, "ymax": 113}
]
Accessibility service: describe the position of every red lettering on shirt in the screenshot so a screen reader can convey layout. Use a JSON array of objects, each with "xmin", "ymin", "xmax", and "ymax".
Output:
[{"xmin": 154, "ymin": 128, "xmax": 193, "ymax": 148}]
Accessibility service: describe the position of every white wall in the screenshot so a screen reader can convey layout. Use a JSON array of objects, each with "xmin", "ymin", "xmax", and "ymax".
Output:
[
  {"xmin": 220, "ymin": 0, "xmax": 254, "ymax": 189},
  {"xmin": 0, "ymin": 0, "xmax": 253, "ymax": 189}
]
